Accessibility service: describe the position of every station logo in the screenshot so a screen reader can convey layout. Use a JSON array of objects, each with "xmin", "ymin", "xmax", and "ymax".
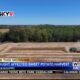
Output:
[
  {"xmin": 73, "ymin": 62, "xmax": 80, "ymax": 70},
  {"xmin": 0, "ymin": 11, "xmax": 14, "ymax": 16}
]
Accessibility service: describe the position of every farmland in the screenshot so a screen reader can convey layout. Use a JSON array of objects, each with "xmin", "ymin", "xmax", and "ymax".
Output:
[
  {"xmin": 0, "ymin": 29, "xmax": 9, "ymax": 33},
  {"xmin": 0, "ymin": 42, "xmax": 80, "ymax": 79},
  {"xmin": 0, "ymin": 25, "xmax": 80, "ymax": 79}
]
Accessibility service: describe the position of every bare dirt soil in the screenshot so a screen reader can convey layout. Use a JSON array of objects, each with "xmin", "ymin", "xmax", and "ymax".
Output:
[{"xmin": 0, "ymin": 42, "xmax": 80, "ymax": 79}]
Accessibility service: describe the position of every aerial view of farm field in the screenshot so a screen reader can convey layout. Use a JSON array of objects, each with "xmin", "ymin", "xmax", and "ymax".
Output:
[
  {"xmin": 0, "ymin": 42, "xmax": 80, "ymax": 79},
  {"xmin": 0, "ymin": 26, "xmax": 79, "ymax": 79},
  {"xmin": 0, "ymin": 0, "xmax": 80, "ymax": 79}
]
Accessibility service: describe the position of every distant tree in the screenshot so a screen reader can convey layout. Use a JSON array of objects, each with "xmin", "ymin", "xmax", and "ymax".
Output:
[{"xmin": 0, "ymin": 25, "xmax": 80, "ymax": 42}]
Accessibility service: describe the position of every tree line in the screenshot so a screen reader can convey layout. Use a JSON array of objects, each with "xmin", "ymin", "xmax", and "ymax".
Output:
[{"xmin": 0, "ymin": 25, "xmax": 80, "ymax": 42}]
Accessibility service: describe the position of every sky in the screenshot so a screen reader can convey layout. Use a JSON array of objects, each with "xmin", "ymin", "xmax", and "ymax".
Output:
[{"xmin": 0, "ymin": 0, "xmax": 80, "ymax": 25}]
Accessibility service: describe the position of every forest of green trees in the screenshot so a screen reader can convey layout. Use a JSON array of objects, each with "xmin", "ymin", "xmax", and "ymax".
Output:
[{"xmin": 0, "ymin": 25, "xmax": 80, "ymax": 42}]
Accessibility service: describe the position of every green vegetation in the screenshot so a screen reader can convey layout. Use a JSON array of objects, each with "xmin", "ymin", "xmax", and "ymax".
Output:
[
  {"xmin": 69, "ymin": 47, "xmax": 77, "ymax": 52},
  {"xmin": 0, "ymin": 25, "xmax": 80, "ymax": 42}
]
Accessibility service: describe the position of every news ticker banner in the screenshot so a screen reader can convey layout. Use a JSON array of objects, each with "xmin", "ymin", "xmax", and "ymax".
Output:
[
  {"xmin": 0, "ymin": 70, "xmax": 80, "ymax": 74},
  {"xmin": 0, "ymin": 58, "xmax": 80, "ymax": 71},
  {"xmin": 0, "ymin": 62, "xmax": 80, "ymax": 71}
]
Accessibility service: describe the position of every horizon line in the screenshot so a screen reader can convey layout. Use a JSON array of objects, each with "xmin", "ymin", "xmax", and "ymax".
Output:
[{"xmin": 0, "ymin": 24, "xmax": 80, "ymax": 26}]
